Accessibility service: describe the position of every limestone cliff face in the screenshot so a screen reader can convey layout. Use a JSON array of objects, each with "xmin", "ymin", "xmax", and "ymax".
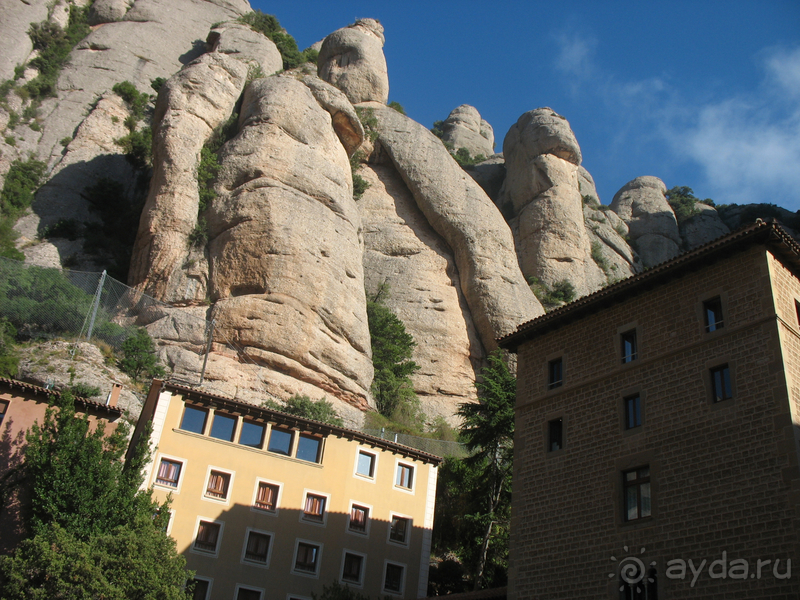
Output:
[{"xmin": 0, "ymin": 6, "xmax": 753, "ymax": 424}]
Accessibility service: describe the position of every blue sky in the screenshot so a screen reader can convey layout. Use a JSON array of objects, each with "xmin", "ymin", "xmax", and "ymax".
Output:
[{"xmin": 252, "ymin": 1, "xmax": 800, "ymax": 211}]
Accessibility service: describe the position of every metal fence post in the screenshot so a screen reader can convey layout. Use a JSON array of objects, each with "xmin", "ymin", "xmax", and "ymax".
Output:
[{"xmin": 86, "ymin": 270, "xmax": 106, "ymax": 341}]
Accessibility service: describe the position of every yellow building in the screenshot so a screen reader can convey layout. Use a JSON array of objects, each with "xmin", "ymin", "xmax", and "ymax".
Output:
[{"xmin": 129, "ymin": 380, "xmax": 441, "ymax": 600}]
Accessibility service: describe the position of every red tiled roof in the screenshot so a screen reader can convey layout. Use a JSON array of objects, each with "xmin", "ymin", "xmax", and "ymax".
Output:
[
  {"xmin": 0, "ymin": 377, "xmax": 123, "ymax": 416},
  {"xmin": 499, "ymin": 220, "xmax": 800, "ymax": 351}
]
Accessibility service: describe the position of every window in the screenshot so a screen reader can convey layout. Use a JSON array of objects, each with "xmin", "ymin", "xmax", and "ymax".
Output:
[
  {"xmin": 710, "ymin": 364, "xmax": 732, "ymax": 402},
  {"xmin": 548, "ymin": 418, "xmax": 563, "ymax": 451},
  {"xmin": 704, "ymin": 297, "xmax": 724, "ymax": 332},
  {"xmin": 0, "ymin": 400, "xmax": 7, "ymax": 425},
  {"xmin": 619, "ymin": 566, "xmax": 657, "ymax": 600},
  {"xmin": 180, "ymin": 405, "xmax": 207, "ymax": 434},
  {"xmin": 235, "ymin": 587, "xmax": 262, "ymax": 600},
  {"xmin": 303, "ymin": 493, "xmax": 326, "ymax": 522},
  {"xmin": 156, "ymin": 458, "xmax": 182, "ymax": 488},
  {"xmin": 389, "ymin": 515, "xmax": 410, "ymax": 544},
  {"xmin": 294, "ymin": 541, "xmax": 321, "ymax": 574},
  {"xmin": 296, "ymin": 434, "xmax": 322, "ymax": 463},
  {"xmin": 188, "ymin": 578, "xmax": 210, "ymax": 600},
  {"xmin": 194, "ymin": 520, "xmax": 221, "ymax": 553},
  {"xmin": 624, "ymin": 466, "xmax": 651, "ymax": 521},
  {"xmin": 356, "ymin": 450, "xmax": 376, "ymax": 478},
  {"xmin": 243, "ymin": 531, "xmax": 271, "ymax": 564},
  {"xmin": 239, "ymin": 420, "xmax": 265, "ymax": 448},
  {"xmin": 254, "ymin": 481, "xmax": 279, "ymax": 512},
  {"xmin": 621, "ymin": 329, "xmax": 637, "ymax": 363},
  {"xmin": 383, "ymin": 562, "xmax": 405, "ymax": 594},
  {"xmin": 625, "ymin": 394, "xmax": 642, "ymax": 429},
  {"xmin": 209, "ymin": 413, "xmax": 236, "ymax": 442},
  {"xmin": 548, "ymin": 358, "xmax": 563, "ymax": 389},
  {"xmin": 205, "ymin": 470, "xmax": 230, "ymax": 500},
  {"xmin": 349, "ymin": 504, "xmax": 369, "ymax": 533},
  {"xmin": 395, "ymin": 463, "xmax": 414, "ymax": 489},
  {"xmin": 268, "ymin": 428, "xmax": 293, "ymax": 455},
  {"xmin": 342, "ymin": 552, "xmax": 364, "ymax": 584}
]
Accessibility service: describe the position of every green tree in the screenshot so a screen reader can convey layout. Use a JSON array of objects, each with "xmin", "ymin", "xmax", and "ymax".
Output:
[
  {"xmin": 0, "ymin": 319, "xmax": 19, "ymax": 378},
  {"xmin": 236, "ymin": 11, "xmax": 317, "ymax": 69},
  {"xmin": 263, "ymin": 395, "xmax": 344, "ymax": 427},
  {"xmin": 366, "ymin": 285, "xmax": 420, "ymax": 420},
  {"xmin": 431, "ymin": 350, "xmax": 515, "ymax": 592},
  {"xmin": 0, "ymin": 392, "xmax": 190, "ymax": 598},
  {"xmin": 312, "ymin": 580, "xmax": 371, "ymax": 600},
  {"xmin": 120, "ymin": 328, "xmax": 166, "ymax": 383},
  {"xmin": 665, "ymin": 186, "xmax": 714, "ymax": 225}
]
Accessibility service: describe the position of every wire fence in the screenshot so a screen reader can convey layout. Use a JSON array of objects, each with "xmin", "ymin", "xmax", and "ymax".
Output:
[{"xmin": 0, "ymin": 257, "xmax": 465, "ymax": 457}]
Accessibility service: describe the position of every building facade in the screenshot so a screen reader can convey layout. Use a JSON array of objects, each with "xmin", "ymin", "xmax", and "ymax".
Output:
[
  {"xmin": 500, "ymin": 222, "xmax": 800, "ymax": 599},
  {"xmin": 129, "ymin": 380, "xmax": 440, "ymax": 600},
  {"xmin": 0, "ymin": 377, "xmax": 123, "ymax": 554}
]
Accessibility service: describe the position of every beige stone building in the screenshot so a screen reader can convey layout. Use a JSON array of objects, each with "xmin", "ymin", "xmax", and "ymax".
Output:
[
  {"xmin": 129, "ymin": 380, "xmax": 441, "ymax": 600},
  {"xmin": 500, "ymin": 221, "xmax": 800, "ymax": 598}
]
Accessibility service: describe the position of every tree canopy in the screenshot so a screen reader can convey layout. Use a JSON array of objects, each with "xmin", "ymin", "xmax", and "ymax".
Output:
[
  {"xmin": 263, "ymin": 395, "xmax": 344, "ymax": 427},
  {"xmin": 0, "ymin": 392, "xmax": 190, "ymax": 598}
]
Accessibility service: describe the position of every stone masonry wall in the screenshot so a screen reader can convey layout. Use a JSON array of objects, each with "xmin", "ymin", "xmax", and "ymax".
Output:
[{"xmin": 510, "ymin": 244, "xmax": 800, "ymax": 599}]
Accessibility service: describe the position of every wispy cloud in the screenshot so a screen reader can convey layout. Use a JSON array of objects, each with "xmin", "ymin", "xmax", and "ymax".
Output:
[
  {"xmin": 553, "ymin": 32, "xmax": 597, "ymax": 94},
  {"xmin": 668, "ymin": 46, "xmax": 800, "ymax": 206}
]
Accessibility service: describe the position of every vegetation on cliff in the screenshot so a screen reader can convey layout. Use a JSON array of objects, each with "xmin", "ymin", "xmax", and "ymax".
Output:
[{"xmin": 237, "ymin": 10, "xmax": 318, "ymax": 70}]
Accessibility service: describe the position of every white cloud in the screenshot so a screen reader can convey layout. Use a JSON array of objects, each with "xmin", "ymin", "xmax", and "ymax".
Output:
[{"xmin": 553, "ymin": 32, "xmax": 596, "ymax": 91}]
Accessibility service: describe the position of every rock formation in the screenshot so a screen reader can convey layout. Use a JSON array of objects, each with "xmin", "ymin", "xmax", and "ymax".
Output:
[
  {"xmin": 610, "ymin": 176, "xmax": 681, "ymax": 268},
  {"xmin": 440, "ymin": 104, "xmax": 495, "ymax": 159}
]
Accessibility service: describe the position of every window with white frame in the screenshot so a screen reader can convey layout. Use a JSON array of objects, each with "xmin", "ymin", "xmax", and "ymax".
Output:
[
  {"xmin": 383, "ymin": 562, "xmax": 405, "ymax": 595},
  {"xmin": 193, "ymin": 520, "xmax": 222, "ymax": 554},
  {"xmin": 389, "ymin": 515, "xmax": 410, "ymax": 545},
  {"xmin": 395, "ymin": 462, "xmax": 414, "ymax": 490},
  {"xmin": 341, "ymin": 551, "xmax": 365, "ymax": 586},
  {"xmin": 155, "ymin": 457, "xmax": 183, "ymax": 489},
  {"xmin": 243, "ymin": 530, "xmax": 272, "ymax": 565},
  {"xmin": 188, "ymin": 577, "xmax": 211, "ymax": 600},
  {"xmin": 355, "ymin": 449, "xmax": 376, "ymax": 478},
  {"xmin": 253, "ymin": 481, "xmax": 280, "ymax": 513},
  {"xmin": 302, "ymin": 493, "xmax": 327, "ymax": 523},
  {"xmin": 204, "ymin": 469, "xmax": 231, "ymax": 500},
  {"xmin": 294, "ymin": 541, "xmax": 321, "ymax": 575},
  {"xmin": 235, "ymin": 586, "xmax": 262, "ymax": 600},
  {"xmin": 348, "ymin": 504, "xmax": 369, "ymax": 534}
]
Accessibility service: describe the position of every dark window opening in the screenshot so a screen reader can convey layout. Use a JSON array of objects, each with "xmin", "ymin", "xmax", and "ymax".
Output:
[
  {"xmin": 384, "ymin": 563, "xmax": 404, "ymax": 593},
  {"xmin": 239, "ymin": 420, "xmax": 265, "ymax": 448},
  {"xmin": 621, "ymin": 329, "xmax": 638, "ymax": 363},
  {"xmin": 194, "ymin": 521, "xmax": 220, "ymax": 552},
  {"xmin": 349, "ymin": 505, "xmax": 369, "ymax": 533},
  {"xmin": 624, "ymin": 466, "xmax": 651, "ymax": 521},
  {"xmin": 390, "ymin": 516, "xmax": 410, "ymax": 543},
  {"xmin": 625, "ymin": 394, "xmax": 642, "ymax": 429},
  {"xmin": 179, "ymin": 405, "xmax": 207, "ymax": 434},
  {"xmin": 548, "ymin": 418, "xmax": 563, "ymax": 451},
  {"xmin": 704, "ymin": 297, "xmax": 724, "ymax": 332},
  {"xmin": 244, "ymin": 531, "xmax": 270, "ymax": 564},
  {"xmin": 267, "ymin": 428, "xmax": 292, "ymax": 455},
  {"xmin": 294, "ymin": 542, "xmax": 320, "ymax": 573},
  {"xmin": 342, "ymin": 553, "xmax": 363, "ymax": 583},
  {"xmin": 710, "ymin": 364, "xmax": 732, "ymax": 402},
  {"xmin": 189, "ymin": 579, "xmax": 209, "ymax": 600},
  {"xmin": 209, "ymin": 413, "xmax": 236, "ymax": 442},
  {"xmin": 548, "ymin": 358, "xmax": 563, "ymax": 389}
]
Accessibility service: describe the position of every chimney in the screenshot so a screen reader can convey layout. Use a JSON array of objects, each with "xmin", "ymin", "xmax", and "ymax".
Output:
[{"xmin": 106, "ymin": 383, "xmax": 122, "ymax": 407}]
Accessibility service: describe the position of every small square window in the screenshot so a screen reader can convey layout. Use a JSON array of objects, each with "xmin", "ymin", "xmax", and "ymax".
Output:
[
  {"xmin": 395, "ymin": 464, "xmax": 414, "ymax": 489},
  {"xmin": 625, "ymin": 394, "xmax": 642, "ymax": 429},
  {"xmin": 710, "ymin": 364, "xmax": 732, "ymax": 402},
  {"xmin": 254, "ymin": 481, "xmax": 279, "ymax": 512},
  {"xmin": 209, "ymin": 413, "xmax": 236, "ymax": 442},
  {"xmin": 342, "ymin": 552, "xmax": 364, "ymax": 584},
  {"xmin": 180, "ymin": 405, "xmax": 207, "ymax": 434},
  {"xmin": 244, "ymin": 531, "xmax": 271, "ymax": 564},
  {"xmin": 621, "ymin": 329, "xmax": 637, "ymax": 363},
  {"xmin": 356, "ymin": 450, "xmax": 376, "ymax": 478},
  {"xmin": 623, "ymin": 466, "xmax": 651, "ymax": 521},
  {"xmin": 297, "ymin": 434, "xmax": 322, "ymax": 463},
  {"xmin": 548, "ymin": 418, "xmax": 563, "ymax": 451},
  {"xmin": 548, "ymin": 358, "xmax": 563, "ymax": 389},
  {"xmin": 189, "ymin": 578, "xmax": 210, "ymax": 600},
  {"xmin": 303, "ymin": 493, "xmax": 326, "ymax": 522},
  {"xmin": 389, "ymin": 516, "xmax": 410, "ymax": 544},
  {"xmin": 205, "ymin": 470, "xmax": 230, "ymax": 500},
  {"xmin": 349, "ymin": 505, "xmax": 369, "ymax": 533},
  {"xmin": 704, "ymin": 297, "xmax": 724, "ymax": 332},
  {"xmin": 267, "ymin": 428, "xmax": 293, "ymax": 455},
  {"xmin": 239, "ymin": 420, "xmax": 265, "ymax": 448},
  {"xmin": 156, "ymin": 458, "xmax": 182, "ymax": 488},
  {"xmin": 194, "ymin": 520, "xmax": 221, "ymax": 553},
  {"xmin": 383, "ymin": 562, "xmax": 405, "ymax": 594},
  {"xmin": 294, "ymin": 542, "xmax": 321, "ymax": 574},
  {"xmin": 236, "ymin": 587, "xmax": 262, "ymax": 600}
]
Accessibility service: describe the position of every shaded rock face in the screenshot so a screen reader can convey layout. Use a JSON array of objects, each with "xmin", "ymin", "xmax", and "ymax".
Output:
[
  {"xmin": 440, "ymin": 104, "xmax": 494, "ymax": 159},
  {"xmin": 610, "ymin": 176, "xmax": 681, "ymax": 268},
  {"xmin": 680, "ymin": 203, "xmax": 730, "ymax": 249},
  {"xmin": 206, "ymin": 76, "xmax": 373, "ymax": 409},
  {"xmin": 365, "ymin": 102, "xmax": 544, "ymax": 351},
  {"xmin": 358, "ymin": 162, "xmax": 482, "ymax": 423},
  {"xmin": 318, "ymin": 19, "xmax": 389, "ymax": 104},
  {"xmin": 499, "ymin": 108, "xmax": 603, "ymax": 297}
]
